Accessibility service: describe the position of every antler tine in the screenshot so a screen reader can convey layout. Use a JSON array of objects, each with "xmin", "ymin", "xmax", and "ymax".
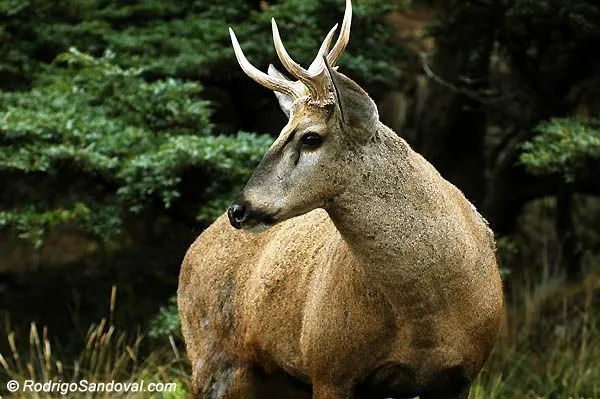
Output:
[
  {"xmin": 271, "ymin": 18, "xmax": 315, "ymax": 83},
  {"xmin": 308, "ymin": 24, "xmax": 338, "ymax": 73},
  {"xmin": 327, "ymin": 0, "xmax": 352, "ymax": 66},
  {"xmin": 229, "ymin": 28, "xmax": 302, "ymax": 99},
  {"xmin": 271, "ymin": 19, "xmax": 333, "ymax": 105}
]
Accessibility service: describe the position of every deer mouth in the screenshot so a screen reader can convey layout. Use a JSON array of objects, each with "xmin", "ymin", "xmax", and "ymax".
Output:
[
  {"xmin": 227, "ymin": 203, "xmax": 280, "ymax": 231},
  {"xmin": 246, "ymin": 222, "xmax": 273, "ymax": 233},
  {"xmin": 242, "ymin": 210, "xmax": 277, "ymax": 231}
]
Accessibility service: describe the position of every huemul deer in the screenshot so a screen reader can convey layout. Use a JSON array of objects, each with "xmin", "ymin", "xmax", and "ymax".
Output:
[{"xmin": 178, "ymin": 1, "xmax": 503, "ymax": 397}]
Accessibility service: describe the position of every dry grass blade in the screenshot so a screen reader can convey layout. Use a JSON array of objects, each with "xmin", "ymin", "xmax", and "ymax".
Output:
[
  {"xmin": 8, "ymin": 331, "xmax": 24, "ymax": 377},
  {"xmin": 169, "ymin": 334, "xmax": 180, "ymax": 362},
  {"xmin": 110, "ymin": 285, "xmax": 117, "ymax": 326},
  {"xmin": 0, "ymin": 352, "xmax": 9, "ymax": 372}
]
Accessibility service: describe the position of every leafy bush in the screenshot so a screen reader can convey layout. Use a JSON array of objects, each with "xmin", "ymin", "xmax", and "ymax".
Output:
[
  {"xmin": 520, "ymin": 118, "xmax": 600, "ymax": 182},
  {"xmin": 1, "ymin": 0, "xmax": 403, "ymax": 86},
  {"xmin": 0, "ymin": 48, "xmax": 271, "ymax": 246},
  {"xmin": 148, "ymin": 296, "xmax": 180, "ymax": 340}
]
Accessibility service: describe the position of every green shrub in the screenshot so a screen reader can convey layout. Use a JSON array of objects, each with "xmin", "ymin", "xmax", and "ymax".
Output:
[
  {"xmin": 148, "ymin": 296, "xmax": 181, "ymax": 341},
  {"xmin": 0, "ymin": 48, "xmax": 271, "ymax": 246},
  {"xmin": 520, "ymin": 118, "xmax": 600, "ymax": 182},
  {"xmin": 1, "ymin": 0, "xmax": 404, "ymax": 85}
]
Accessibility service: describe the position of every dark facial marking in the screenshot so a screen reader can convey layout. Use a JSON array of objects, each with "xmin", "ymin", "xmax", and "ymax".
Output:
[
  {"xmin": 282, "ymin": 129, "xmax": 297, "ymax": 148},
  {"xmin": 293, "ymin": 151, "xmax": 300, "ymax": 167}
]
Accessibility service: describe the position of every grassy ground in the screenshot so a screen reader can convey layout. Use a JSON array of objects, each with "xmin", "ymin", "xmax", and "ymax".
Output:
[
  {"xmin": 472, "ymin": 272, "xmax": 600, "ymax": 398},
  {"xmin": 1, "ymin": 275, "xmax": 599, "ymax": 398}
]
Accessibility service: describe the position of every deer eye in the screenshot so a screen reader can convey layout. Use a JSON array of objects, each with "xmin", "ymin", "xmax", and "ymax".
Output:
[{"xmin": 301, "ymin": 132, "xmax": 323, "ymax": 148}]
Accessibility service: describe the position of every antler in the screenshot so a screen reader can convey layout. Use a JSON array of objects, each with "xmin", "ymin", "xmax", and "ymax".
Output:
[
  {"xmin": 326, "ymin": 0, "xmax": 352, "ymax": 67},
  {"xmin": 229, "ymin": 0, "xmax": 352, "ymax": 106},
  {"xmin": 271, "ymin": 19, "xmax": 334, "ymax": 104},
  {"xmin": 308, "ymin": 23, "xmax": 338, "ymax": 73},
  {"xmin": 229, "ymin": 28, "xmax": 306, "ymax": 100}
]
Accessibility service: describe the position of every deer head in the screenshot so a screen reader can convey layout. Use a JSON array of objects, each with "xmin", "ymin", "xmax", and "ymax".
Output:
[{"xmin": 228, "ymin": 0, "xmax": 379, "ymax": 231}]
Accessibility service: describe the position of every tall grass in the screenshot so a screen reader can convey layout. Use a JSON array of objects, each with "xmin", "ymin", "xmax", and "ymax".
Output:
[
  {"xmin": 0, "ymin": 286, "xmax": 189, "ymax": 398},
  {"xmin": 471, "ymin": 273, "xmax": 600, "ymax": 398}
]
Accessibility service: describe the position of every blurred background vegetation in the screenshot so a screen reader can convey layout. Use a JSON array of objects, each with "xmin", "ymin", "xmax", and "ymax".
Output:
[{"xmin": 0, "ymin": 0, "xmax": 599, "ymax": 397}]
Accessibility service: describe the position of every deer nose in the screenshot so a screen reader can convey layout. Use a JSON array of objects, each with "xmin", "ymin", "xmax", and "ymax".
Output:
[{"xmin": 228, "ymin": 203, "xmax": 247, "ymax": 229}]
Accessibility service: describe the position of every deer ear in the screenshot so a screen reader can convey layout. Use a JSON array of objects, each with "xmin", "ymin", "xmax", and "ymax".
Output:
[
  {"xmin": 268, "ymin": 64, "xmax": 294, "ymax": 118},
  {"xmin": 324, "ymin": 60, "xmax": 379, "ymax": 143}
]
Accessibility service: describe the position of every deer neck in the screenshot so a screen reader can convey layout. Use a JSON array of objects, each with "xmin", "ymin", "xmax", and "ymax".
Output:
[{"xmin": 325, "ymin": 123, "xmax": 450, "ymax": 280}]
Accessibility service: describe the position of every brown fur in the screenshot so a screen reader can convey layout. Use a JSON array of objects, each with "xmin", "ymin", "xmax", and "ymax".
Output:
[{"xmin": 178, "ymin": 101, "xmax": 503, "ymax": 397}]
